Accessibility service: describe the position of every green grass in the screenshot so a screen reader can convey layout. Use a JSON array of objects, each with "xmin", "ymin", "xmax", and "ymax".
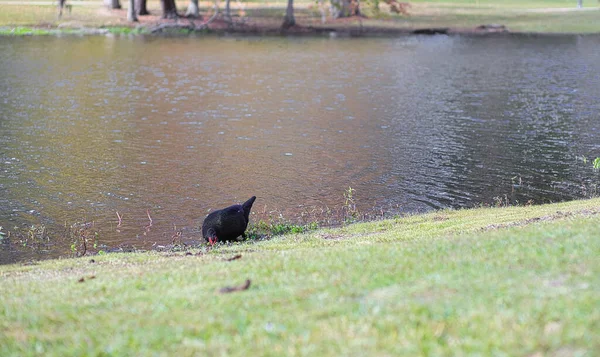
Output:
[
  {"xmin": 1, "ymin": 198, "xmax": 599, "ymax": 356},
  {"xmin": 0, "ymin": 5, "xmax": 106, "ymax": 26},
  {"xmin": 105, "ymin": 25, "xmax": 146, "ymax": 34},
  {"xmin": 247, "ymin": 220, "xmax": 320, "ymax": 238},
  {"xmin": 0, "ymin": 25, "xmax": 51, "ymax": 34},
  {"xmin": 376, "ymin": 6, "xmax": 600, "ymax": 33},
  {"xmin": 405, "ymin": 0, "xmax": 598, "ymax": 8}
]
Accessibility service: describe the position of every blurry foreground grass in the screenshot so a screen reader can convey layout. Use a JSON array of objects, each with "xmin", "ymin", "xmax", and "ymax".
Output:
[{"xmin": 1, "ymin": 198, "xmax": 599, "ymax": 355}]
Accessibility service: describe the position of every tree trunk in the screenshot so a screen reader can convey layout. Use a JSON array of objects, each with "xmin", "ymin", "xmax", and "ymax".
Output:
[
  {"xmin": 161, "ymin": 0, "xmax": 178, "ymax": 18},
  {"xmin": 282, "ymin": 0, "xmax": 295, "ymax": 29},
  {"xmin": 128, "ymin": 0, "xmax": 138, "ymax": 21},
  {"xmin": 58, "ymin": 0, "xmax": 66, "ymax": 18},
  {"xmin": 104, "ymin": 0, "xmax": 122, "ymax": 9},
  {"xmin": 185, "ymin": 0, "xmax": 199, "ymax": 17},
  {"xmin": 577, "ymin": 0, "xmax": 583, "ymax": 8},
  {"xmin": 136, "ymin": 0, "xmax": 149, "ymax": 15},
  {"xmin": 225, "ymin": 0, "xmax": 232, "ymax": 22},
  {"xmin": 330, "ymin": 0, "xmax": 360, "ymax": 18}
]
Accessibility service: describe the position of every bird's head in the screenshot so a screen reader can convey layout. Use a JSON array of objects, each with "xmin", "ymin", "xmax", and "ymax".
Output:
[{"xmin": 206, "ymin": 228, "xmax": 218, "ymax": 246}]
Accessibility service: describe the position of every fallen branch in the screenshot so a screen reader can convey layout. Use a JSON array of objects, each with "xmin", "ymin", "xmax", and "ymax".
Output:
[
  {"xmin": 144, "ymin": 209, "xmax": 153, "ymax": 234},
  {"xmin": 219, "ymin": 279, "xmax": 251, "ymax": 294},
  {"xmin": 412, "ymin": 28, "xmax": 449, "ymax": 35},
  {"xmin": 77, "ymin": 275, "xmax": 96, "ymax": 283},
  {"xmin": 225, "ymin": 254, "xmax": 242, "ymax": 261},
  {"xmin": 196, "ymin": 0, "xmax": 219, "ymax": 30}
]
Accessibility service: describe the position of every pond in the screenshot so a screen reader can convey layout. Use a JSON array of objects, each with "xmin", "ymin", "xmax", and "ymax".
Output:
[{"xmin": 1, "ymin": 34, "xmax": 599, "ymax": 264}]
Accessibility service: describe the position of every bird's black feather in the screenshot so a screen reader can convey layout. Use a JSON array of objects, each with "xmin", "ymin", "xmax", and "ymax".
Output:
[{"xmin": 202, "ymin": 196, "xmax": 256, "ymax": 242}]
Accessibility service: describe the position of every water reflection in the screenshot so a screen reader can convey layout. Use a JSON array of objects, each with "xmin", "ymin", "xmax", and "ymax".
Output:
[{"xmin": 1, "ymin": 35, "xmax": 599, "ymax": 263}]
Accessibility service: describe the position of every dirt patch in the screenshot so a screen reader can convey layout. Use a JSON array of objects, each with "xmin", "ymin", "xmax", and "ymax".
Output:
[
  {"xmin": 320, "ymin": 233, "xmax": 347, "ymax": 240},
  {"xmin": 433, "ymin": 215, "xmax": 449, "ymax": 222}
]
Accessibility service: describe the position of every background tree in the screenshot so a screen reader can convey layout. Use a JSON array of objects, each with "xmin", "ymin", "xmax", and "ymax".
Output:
[
  {"xmin": 577, "ymin": 0, "xmax": 582, "ymax": 8},
  {"xmin": 136, "ymin": 0, "xmax": 149, "ymax": 15},
  {"xmin": 161, "ymin": 0, "xmax": 178, "ymax": 18},
  {"xmin": 186, "ymin": 0, "xmax": 199, "ymax": 17},
  {"xmin": 128, "ymin": 0, "xmax": 138, "ymax": 21},
  {"xmin": 104, "ymin": 0, "xmax": 122, "ymax": 9},
  {"xmin": 282, "ymin": 0, "xmax": 295, "ymax": 28},
  {"xmin": 225, "ymin": 0, "xmax": 232, "ymax": 22},
  {"xmin": 330, "ymin": 0, "xmax": 360, "ymax": 18},
  {"xmin": 57, "ymin": 0, "xmax": 66, "ymax": 18}
]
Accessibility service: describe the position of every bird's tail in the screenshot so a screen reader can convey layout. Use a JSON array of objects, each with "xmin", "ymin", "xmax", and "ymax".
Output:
[{"xmin": 242, "ymin": 196, "xmax": 256, "ymax": 221}]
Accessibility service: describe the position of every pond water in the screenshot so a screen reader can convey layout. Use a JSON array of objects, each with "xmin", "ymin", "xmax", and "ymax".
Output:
[{"xmin": 1, "ymin": 34, "xmax": 599, "ymax": 264}]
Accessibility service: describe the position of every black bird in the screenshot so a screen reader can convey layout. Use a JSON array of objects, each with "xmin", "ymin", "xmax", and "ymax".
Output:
[{"xmin": 202, "ymin": 196, "xmax": 256, "ymax": 245}]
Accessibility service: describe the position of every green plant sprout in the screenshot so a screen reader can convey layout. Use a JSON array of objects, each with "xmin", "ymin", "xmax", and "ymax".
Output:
[{"xmin": 343, "ymin": 186, "xmax": 360, "ymax": 223}]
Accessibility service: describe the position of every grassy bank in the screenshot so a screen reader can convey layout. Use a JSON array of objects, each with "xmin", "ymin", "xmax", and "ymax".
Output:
[
  {"xmin": 1, "ymin": 198, "xmax": 599, "ymax": 355},
  {"xmin": 1, "ymin": 0, "xmax": 600, "ymax": 34}
]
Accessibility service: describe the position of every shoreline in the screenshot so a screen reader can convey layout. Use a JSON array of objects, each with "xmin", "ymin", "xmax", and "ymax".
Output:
[
  {"xmin": 2, "ymin": 196, "xmax": 600, "ymax": 266},
  {"xmin": 3, "ymin": 23, "xmax": 600, "ymax": 37}
]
